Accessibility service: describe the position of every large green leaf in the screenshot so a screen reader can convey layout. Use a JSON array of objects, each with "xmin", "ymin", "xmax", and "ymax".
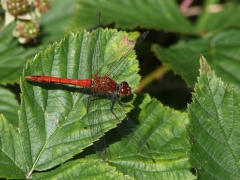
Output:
[
  {"xmin": 152, "ymin": 29, "xmax": 240, "ymax": 91},
  {"xmin": 102, "ymin": 94, "xmax": 195, "ymax": 179},
  {"xmin": 188, "ymin": 56, "xmax": 240, "ymax": 179},
  {"xmin": 0, "ymin": 86, "xmax": 19, "ymax": 127},
  {"xmin": 20, "ymin": 28, "xmax": 141, "ymax": 176},
  {"xmin": 0, "ymin": 27, "xmax": 196, "ymax": 179},
  {"xmin": 72, "ymin": 0, "xmax": 195, "ymax": 34},
  {"xmin": 0, "ymin": 115, "xmax": 27, "ymax": 179},
  {"xmin": 21, "ymin": 93, "xmax": 195, "ymax": 179}
]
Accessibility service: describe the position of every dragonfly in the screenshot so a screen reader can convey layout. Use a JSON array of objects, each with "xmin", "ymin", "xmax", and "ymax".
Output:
[{"xmin": 25, "ymin": 29, "xmax": 150, "ymax": 160}]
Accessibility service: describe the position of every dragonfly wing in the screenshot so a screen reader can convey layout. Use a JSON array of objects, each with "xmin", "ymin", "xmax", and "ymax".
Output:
[
  {"xmin": 88, "ymin": 26, "xmax": 106, "ymax": 159},
  {"xmin": 87, "ymin": 10, "xmax": 101, "ymax": 32},
  {"xmin": 110, "ymin": 98, "xmax": 151, "ymax": 158},
  {"xmin": 116, "ymin": 116, "xmax": 151, "ymax": 155},
  {"xmin": 91, "ymin": 29, "xmax": 102, "ymax": 76},
  {"xmin": 87, "ymin": 95, "xmax": 107, "ymax": 159},
  {"xmin": 105, "ymin": 31, "xmax": 149, "ymax": 77}
]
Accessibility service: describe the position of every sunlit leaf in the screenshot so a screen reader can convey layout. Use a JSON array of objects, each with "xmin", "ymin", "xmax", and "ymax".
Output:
[
  {"xmin": 188, "ymin": 56, "xmax": 240, "ymax": 179},
  {"xmin": 97, "ymin": 94, "xmax": 195, "ymax": 179},
  {"xmin": 0, "ymin": 115, "xmax": 27, "ymax": 179},
  {"xmin": 20, "ymin": 28, "xmax": 141, "ymax": 176},
  {"xmin": 32, "ymin": 159, "xmax": 132, "ymax": 180}
]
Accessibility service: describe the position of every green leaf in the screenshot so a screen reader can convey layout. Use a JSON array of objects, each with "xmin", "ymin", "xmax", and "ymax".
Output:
[
  {"xmin": 37, "ymin": 0, "xmax": 78, "ymax": 43},
  {"xmin": 72, "ymin": 0, "xmax": 195, "ymax": 34},
  {"xmin": 19, "ymin": 28, "xmax": 195, "ymax": 179},
  {"xmin": 188, "ymin": 56, "xmax": 240, "ymax": 179},
  {"xmin": 20, "ymin": 92, "xmax": 195, "ymax": 179},
  {"xmin": 0, "ymin": 86, "xmax": 19, "ymax": 127},
  {"xmin": 32, "ymin": 159, "xmax": 133, "ymax": 180},
  {"xmin": 0, "ymin": 114, "xmax": 26, "ymax": 179},
  {"xmin": 196, "ymin": 4, "xmax": 240, "ymax": 34},
  {"xmin": 101, "ymin": 94, "xmax": 195, "ymax": 179},
  {"xmin": 152, "ymin": 29, "xmax": 240, "ymax": 91},
  {"xmin": 0, "ymin": 24, "xmax": 38, "ymax": 85},
  {"xmin": 20, "ymin": 28, "xmax": 141, "ymax": 175}
]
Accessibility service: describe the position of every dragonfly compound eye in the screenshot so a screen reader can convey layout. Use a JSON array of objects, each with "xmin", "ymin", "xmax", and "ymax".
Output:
[{"xmin": 119, "ymin": 81, "xmax": 131, "ymax": 98}]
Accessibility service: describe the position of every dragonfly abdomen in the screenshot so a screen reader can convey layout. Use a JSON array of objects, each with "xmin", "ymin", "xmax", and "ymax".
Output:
[{"xmin": 25, "ymin": 75, "xmax": 92, "ymax": 87}]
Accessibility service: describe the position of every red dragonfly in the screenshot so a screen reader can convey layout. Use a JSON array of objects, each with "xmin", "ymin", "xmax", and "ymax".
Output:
[{"xmin": 25, "ymin": 29, "xmax": 150, "ymax": 159}]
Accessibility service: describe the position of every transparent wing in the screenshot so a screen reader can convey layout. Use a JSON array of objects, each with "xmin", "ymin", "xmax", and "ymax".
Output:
[
  {"xmin": 91, "ymin": 29, "xmax": 102, "ymax": 77},
  {"xmin": 105, "ymin": 31, "xmax": 149, "ymax": 77},
  {"xmin": 109, "ymin": 95, "xmax": 152, "ymax": 158},
  {"xmin": 87, "ymin": 95, "xmax": 107, "ymax": 160},
  {"xmin": 88, "ymin": 20, "xmax": 106, "ymax": 159},
  {"xmin": 87, "ymin": 92, "xmax": 151, "ymax": 160},
  {"xmin": 85, "ymin": 10, "xmax": 102, "ymax": 77},
  {"xmin": 87, "ymin": 10, "xmax": 101, "ymax": 32}
]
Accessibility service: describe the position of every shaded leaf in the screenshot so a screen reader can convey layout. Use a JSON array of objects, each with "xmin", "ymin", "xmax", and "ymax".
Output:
[
  {"xmin": 196, "ymin": 4, "xmax": 240, "ymax": 34},
  {"xmin": 152, "ymin": 29, "xmax": 240, "ymax": 91},
  {"xmin": 0, "ymin": 23, "xmax": 38, "ymax": 85},
  {"xmin": 72, "ymin": 0, "xmax": 195, "ymax": 34},
  {"xmin": 188, "ymin": 56, "xmax": 240, "ymax": 179},
  {"xmin": 0, "ymin": 86, "xmax": 19, "ymax": 127},
  {"xmin": 0, "ymin": 1, "xmax": 78, "ymax": 85},
  {"xmin": 37, "ymin": 0, "xmax": 78, "ymax": 43}
]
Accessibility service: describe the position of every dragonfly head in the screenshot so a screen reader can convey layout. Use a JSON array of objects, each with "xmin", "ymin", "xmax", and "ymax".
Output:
[{"xmin": 118, "ymin": 81, "xmax": 131, "ymax": 98}]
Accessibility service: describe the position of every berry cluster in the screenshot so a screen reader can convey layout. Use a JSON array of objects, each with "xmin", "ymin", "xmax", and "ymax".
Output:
[
  {"xmin": 1, "ymin": 0, "xmax": 50, "ymax": 43},
  {"xmin": 6, "ymin": 0, "xmax": 29, "ymax": 16}
]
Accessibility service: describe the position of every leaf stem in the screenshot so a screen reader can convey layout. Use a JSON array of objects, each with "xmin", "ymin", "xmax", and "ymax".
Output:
[
  {"xmin": 135, "ymin": 65, "xmax": 171, "ymax": 93},
  {"xmin": 26, "ymin": 168, "xmax": 34, "ymax": 179}
]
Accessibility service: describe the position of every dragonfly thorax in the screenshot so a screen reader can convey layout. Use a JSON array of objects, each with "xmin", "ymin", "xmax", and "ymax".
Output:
[{"xmin": 91, "ymin": 75, "xmax": 131, "ymax": 98}]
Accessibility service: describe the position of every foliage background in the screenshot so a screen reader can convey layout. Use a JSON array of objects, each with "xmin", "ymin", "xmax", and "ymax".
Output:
[{"xmin": 1, "ymin": 0, "xmax": 240, "ymax": 179}]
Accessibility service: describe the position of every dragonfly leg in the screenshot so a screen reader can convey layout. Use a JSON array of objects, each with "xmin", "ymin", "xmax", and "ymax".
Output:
[
  {"xmin": 108, "ymin": 95, "xmax": 153, "ymax": 162},
  {"xmin": 109, "ymin": 95, "xmax": 121, "ymax": 122},
  {"xmin": 110, "ymin": 95, "xmax": 152, "ymax": 150},
  {"xmin": 84, "ymin": 95, "xmax": 98, "ymax": 116}
]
